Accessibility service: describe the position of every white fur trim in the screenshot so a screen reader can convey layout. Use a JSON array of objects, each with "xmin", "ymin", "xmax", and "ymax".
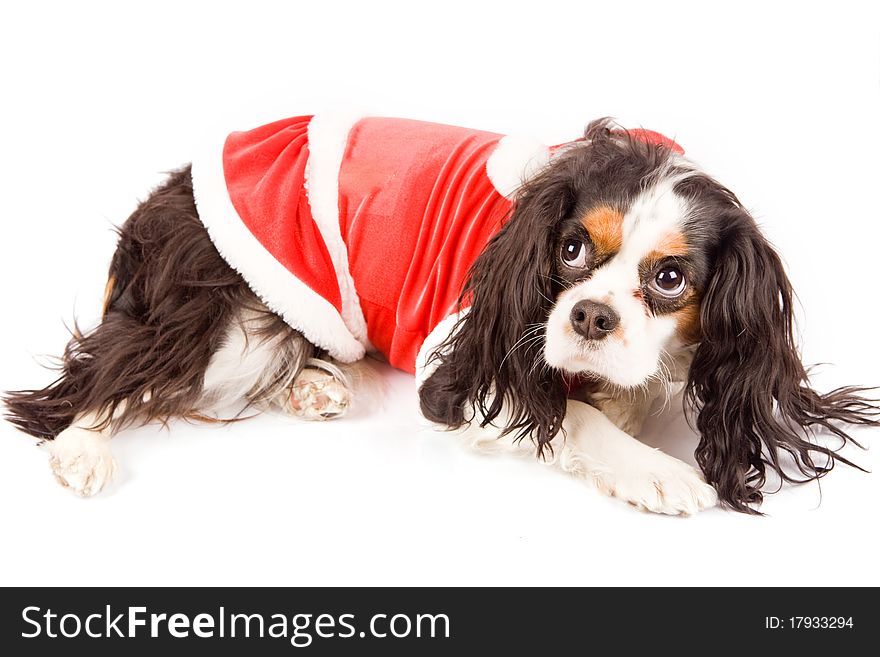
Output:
[
  {"xmin": 485, "ymin": 135, "xmax": 551, "ymax": 199},
  {"xmin": 305, "ymin": 112, "xmax": 370, "ymax": 347},
  {"xmin": 191, "ymin": 132, "xmax": 366, "ymax": 363},
  {"xmin": 414, "ymin": 310, "xmax": 466, "ymax": 390}
]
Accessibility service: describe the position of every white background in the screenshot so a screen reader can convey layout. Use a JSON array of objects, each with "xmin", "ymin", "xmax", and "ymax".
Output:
[{"xmin": 1, "ymin": 1, "xmax": 878, "ymax": 586}]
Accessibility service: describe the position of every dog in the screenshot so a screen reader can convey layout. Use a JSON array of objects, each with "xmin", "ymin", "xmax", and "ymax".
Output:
[{"xmin": 5, "ymin": 114, "xmax": 878, "ymax": 514}]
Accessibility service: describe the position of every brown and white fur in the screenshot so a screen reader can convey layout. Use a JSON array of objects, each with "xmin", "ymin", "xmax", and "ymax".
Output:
[{"xmin": 6, "ymin": 120, "xmax": 878, "ymax": 513}]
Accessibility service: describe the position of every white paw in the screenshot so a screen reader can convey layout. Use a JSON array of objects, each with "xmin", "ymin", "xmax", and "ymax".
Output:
[
  {"xmin": 592, "ymin": 451, "xmax": 717, "ymax": 516},
  {"xmin": 47, "ymin": 426, "xmax": 117, "ymax": 497},
  {"xmin": 283, "ymin": 368, "xmax": 349, "ymax": 421}
]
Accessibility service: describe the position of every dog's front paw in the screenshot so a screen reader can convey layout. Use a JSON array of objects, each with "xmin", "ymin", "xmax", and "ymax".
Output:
[
  {"xmin": 47, "ymin": 426, "xmax": 117, "ymax": 497},
  {"xmin": 284, "ymin": 368, "xmax": 349, "ymax": 421},
  {"xmin": 592, "ymin": 451, "xmax": 717, "ymax": 516}
]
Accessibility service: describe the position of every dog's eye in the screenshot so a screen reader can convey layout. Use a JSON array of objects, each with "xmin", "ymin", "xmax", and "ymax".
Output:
[
  {"xmin": 561, "ymin": 239, "xmax": 587, "ymax": 268},
  {"xmin": 651, "ymin": 265, "xmax": 686, "ymax": 297}
]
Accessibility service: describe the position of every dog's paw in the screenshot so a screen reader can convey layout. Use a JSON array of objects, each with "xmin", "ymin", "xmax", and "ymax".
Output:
[
  {"xmin": 592, "ymin": 451, "xmax": 717, "ymax": 516},
  {"xmin": 47, "ymin": 426, "xmax": 117, "ymax": 497},
  {"xmin": 284, "ymin": 368, "xmax": 349, "ymax": 421}
]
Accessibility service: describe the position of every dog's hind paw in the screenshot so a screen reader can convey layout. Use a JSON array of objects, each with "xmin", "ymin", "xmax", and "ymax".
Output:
[
  {"xmin": 283, "ymin": 368, "xmax": 350, "ymax": 421},
  {"xmin": 47, "ymin": 426, "xmax": 117, "ymax": 497}
]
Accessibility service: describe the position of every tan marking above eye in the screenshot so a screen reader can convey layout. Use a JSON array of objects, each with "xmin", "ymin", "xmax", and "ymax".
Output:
[
  {"xmin": 581, "ymin": 206, "xmax": 624, "ymax": 255},
  {"xmin": 645, "ymin": 231, "xmax": 689, "ymax": 263}
]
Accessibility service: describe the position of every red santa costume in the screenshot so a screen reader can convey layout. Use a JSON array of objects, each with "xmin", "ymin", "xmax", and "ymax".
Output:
[{"xmin": 191, "ymin": 114, "xmax": 682, "ymax": 375}]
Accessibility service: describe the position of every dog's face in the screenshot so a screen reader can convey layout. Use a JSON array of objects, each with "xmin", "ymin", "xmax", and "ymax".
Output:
[{"xmin": 539, "ymin": 137, "xmax": 722, "ymax": 387}]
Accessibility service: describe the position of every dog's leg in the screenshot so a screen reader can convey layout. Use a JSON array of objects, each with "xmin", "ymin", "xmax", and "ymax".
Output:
[
  {"xmin": 461, "ymin": 399, "xmax": 717, "ymax": 515},
  {"xmin": 45, "ymin": 308, "xmax": 321, "ymax": 497},
  {"xmin": 47, "ymin": 411, "xmax": 118, "ymax": 497},
  {"xmin": 200, "ymin": 309, "xmax": 353, "ymax": 421}
]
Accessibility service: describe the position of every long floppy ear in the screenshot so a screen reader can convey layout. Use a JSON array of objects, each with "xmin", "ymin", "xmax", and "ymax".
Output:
[
  {"xmin": 686, "ymin": 210, "xmax": 879, "ymax": 513},
  {"xmin": 418, "ymin": 163, "xmax": 574, "ymax": 454}
]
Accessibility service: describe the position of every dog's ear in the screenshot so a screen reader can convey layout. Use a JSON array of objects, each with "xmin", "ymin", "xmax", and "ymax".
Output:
[
  {"xmin": 418, "ymin": 161, "xmax": 575, "ymax": 453},
  {"xmin": 686, "ymin": 209, "xmax": 879, "ymax": 513}
]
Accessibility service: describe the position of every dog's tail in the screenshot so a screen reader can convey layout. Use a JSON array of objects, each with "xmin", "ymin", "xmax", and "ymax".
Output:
[
  {"xmin": 4, "ymin": 219, "xmax": 143, "ymax": 439},
  {"xmin": 4, "ymin": 166, "xmax": 256, "ymax": 439},
  {"xmin": 4, "ymin": 323, "xmax": 115, "ymax": 439}
]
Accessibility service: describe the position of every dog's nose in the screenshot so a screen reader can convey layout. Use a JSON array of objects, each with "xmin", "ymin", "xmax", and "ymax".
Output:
[{"xmin": 570, "ymin": 300, "xmax": 619, "ymax": 340}]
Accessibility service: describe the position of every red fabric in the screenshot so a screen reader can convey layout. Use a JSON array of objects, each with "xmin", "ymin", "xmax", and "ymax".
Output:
[
  {"xmin": 618, "ymin": 128, "xmax": 685, "ymax": 155},
  {"xmin": 223, "ymin": 115, "xmax": 343, "ymax": 313},
  {"xmin": 339, "ymin": 118, "xmax": 511, "ymax": 372}
]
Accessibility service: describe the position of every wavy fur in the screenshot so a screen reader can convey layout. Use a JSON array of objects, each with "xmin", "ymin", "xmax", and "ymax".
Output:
[
  {"xmin": 4, "ymin": 167, "xmax": 312, "ymax": 438},
  {"xmin": 684, "ymin": 197, "xmax": 879, "ymax": 512},
  {"xmin": 418, "ymin": 152, "xmax": 575, "ymax": 455}
]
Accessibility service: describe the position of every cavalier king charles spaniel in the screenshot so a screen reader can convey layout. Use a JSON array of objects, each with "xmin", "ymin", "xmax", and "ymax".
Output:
[{"xmin": 6, "ymin": 115, "xmax": 877, "ymax": 514}]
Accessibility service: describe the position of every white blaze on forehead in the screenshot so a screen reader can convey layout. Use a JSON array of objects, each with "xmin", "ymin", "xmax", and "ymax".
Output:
[
  {"xmin": 617, "ymin": 174, "xmax": 692, "ymax": 267},
  {"xmin": 573, "ymin": 175, "xmax": 692, "ymax": 295}
]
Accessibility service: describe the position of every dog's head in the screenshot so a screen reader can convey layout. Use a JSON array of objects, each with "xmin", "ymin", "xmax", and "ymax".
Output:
[
  {"xmin": 541, "ymin": 124, "xmax": 709, "ymax": 386},
  {"xmin": 420, "ymin": 118, "xmax": 875, "ymax": 512}
]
